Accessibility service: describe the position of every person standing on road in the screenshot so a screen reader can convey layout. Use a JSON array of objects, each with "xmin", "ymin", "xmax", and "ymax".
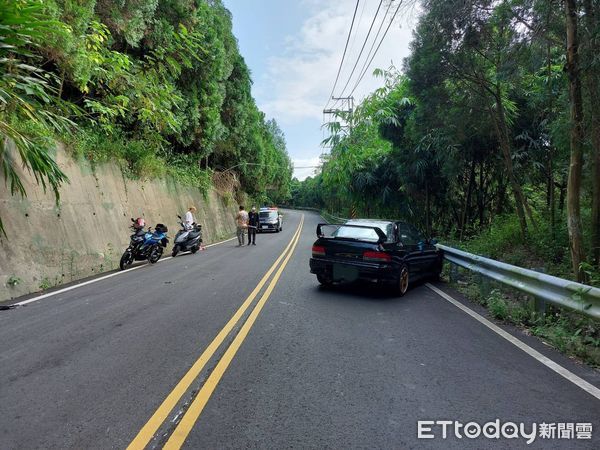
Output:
[
  {"xmin": 247, "ymin": 206, "xmax": 259, "ymax": 246},
  {"xmin": 236, "ymin": 205, "xmax": 249, "ymax": 246}
]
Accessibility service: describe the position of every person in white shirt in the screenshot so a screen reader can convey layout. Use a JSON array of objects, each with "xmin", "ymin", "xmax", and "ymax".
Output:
[
  {"xmin": 236, "ymin": 205, "xmax": 249, "ymax": 246},
  {"xmin": 184, "ymin": 206, "xmax": 196, "ymax": 230}
]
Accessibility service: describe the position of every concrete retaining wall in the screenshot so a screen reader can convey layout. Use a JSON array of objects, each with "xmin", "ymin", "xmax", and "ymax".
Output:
[{"xmin": 0, "ymin": 145, "xmax": 238, "ymax": 301}]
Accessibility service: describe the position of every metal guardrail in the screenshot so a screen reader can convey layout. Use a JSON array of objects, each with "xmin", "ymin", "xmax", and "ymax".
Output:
[
  {"xmin": 438, "ymin": 244, "xmax": 600, "ymax": 319},
  {"xmin": 281, "ymin": 206, "xmax": 320, "ymax": 212},
  {"xmin": 319, "ymin": 211, "xmax": 347, "ymax": 224}
]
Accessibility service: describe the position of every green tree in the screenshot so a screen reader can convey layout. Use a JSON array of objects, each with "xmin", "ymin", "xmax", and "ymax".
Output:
[{"xmin": 0, "ymin": 0, "xmax": 76, "ymax": 234}]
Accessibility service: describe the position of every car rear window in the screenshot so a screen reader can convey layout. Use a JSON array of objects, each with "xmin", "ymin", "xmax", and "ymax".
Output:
[{"xmin": 333, "ymin": 224, "xmax": 392, "ymax": 242}]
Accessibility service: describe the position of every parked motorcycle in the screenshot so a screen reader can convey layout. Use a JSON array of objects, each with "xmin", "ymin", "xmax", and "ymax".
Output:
[
  {"xmin": 119, "ymin": 218, "xmax": 169, "ymax": 270},
  {"xmin": 172, "ymin": 215, "xmax": 203, "ymax": 257}
]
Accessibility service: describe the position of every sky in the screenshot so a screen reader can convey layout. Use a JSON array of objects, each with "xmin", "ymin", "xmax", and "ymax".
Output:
[{"xmin": 223, "ymin": 0, "xmax": 420, "ymax": 181}]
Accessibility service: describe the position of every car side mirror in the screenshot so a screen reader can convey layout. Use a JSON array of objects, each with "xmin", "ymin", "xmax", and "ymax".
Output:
[{"xmin": 429, "ymin": 238, "xmax": 438, "ymax": 245}]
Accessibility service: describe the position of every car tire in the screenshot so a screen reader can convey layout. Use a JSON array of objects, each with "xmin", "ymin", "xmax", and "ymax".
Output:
[
  {"xmin": 397, "ymin": 264, "xmax": 409, "ymax": 296},
  {"xmin": 317, "ymin": 274, "xmax": 332, "ymax": 286}
]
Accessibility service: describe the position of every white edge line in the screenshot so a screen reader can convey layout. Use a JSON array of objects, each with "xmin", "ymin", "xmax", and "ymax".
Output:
[
  {"xmin": 205, "ymin": 237, "xmax": 237, "ymax": 248},
  {"xmin": 10, "ymin": 236, "xmax": 238, "ymax": 307},
  {"xmin": 426, "ymin": 282, "xmax": 600, "ymax": 401}
]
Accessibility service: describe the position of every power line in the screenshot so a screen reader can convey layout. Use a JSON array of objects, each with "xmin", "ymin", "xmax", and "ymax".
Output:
[
  {"xmin": 336, "ymin": 0, "xmax": 384, "ymax": 100},
  {"xmin": 330, "ymin": 0, "xmax": 367, "ymax": 111},
  {"xmin": 323, "ymin": 1, "xmax": 382, "ymax": 146},
  {"xmin": 347, "ymin": 0, "xmax": 368, "ymax": 61},
  {"xmin": 353, "ymin": 0, "xmax": 394, "ymax": 92},
  {"xmin": 349, "ymin": 0, "xmax": 403, "ymax": 97},
  {"xmin": 324, "ymin": 0, "xmax": 361, "ymax": 111}
]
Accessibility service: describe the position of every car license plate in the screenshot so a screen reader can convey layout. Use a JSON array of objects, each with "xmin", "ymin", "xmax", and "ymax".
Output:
[
  {"xmin": 261, "ymin": 225, "xmax": 268, "ymax": 229},
  {"xmin": 333, "ymin": 264, "xmax": 358, "ymax": 281}
]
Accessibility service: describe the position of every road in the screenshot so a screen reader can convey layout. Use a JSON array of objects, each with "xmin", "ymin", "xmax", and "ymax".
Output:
[{"xmin": 1, "ymin": 210, "xmax": 599, "ymax": 449}]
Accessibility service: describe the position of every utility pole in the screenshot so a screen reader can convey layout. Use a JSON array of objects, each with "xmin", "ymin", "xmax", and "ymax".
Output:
[{"xmin": 322, "ymin": 96, "xmax": 354, "ymax": 148}]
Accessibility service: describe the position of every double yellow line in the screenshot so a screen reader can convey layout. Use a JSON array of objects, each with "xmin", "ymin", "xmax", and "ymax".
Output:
[{"xmin": 128, "ymin": 215, "xmax": 304, "ymax": 450}]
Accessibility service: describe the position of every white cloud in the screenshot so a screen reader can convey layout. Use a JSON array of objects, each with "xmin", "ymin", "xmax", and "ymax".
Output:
[
  {"xmin": 257, "ymin": 0, "xmax": 419, "ymax": 125},
  {"xmin": 292, "ymin": 156, "xmax": 321, "ymax": 181}
]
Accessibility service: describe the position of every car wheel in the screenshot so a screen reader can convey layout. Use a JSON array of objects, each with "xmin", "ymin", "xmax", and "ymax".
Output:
[{"xmin": 397, "ymin": 264, "xmax": 409, "ymax": 296}]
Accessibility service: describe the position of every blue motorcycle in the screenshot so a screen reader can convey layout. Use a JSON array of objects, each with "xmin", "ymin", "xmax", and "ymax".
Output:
[{"xmin": 119, "ymin": 219, "xmax": 169, "ymax": 270}]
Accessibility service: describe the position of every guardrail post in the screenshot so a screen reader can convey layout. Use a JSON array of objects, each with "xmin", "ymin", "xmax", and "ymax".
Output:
[
  {"xmin": 449, "ymin": 263, "xmax": 458, "ymax": 283},
  {"xmin": 479, "ymin": 273, "xmax": 491, "ymax": 300},
  {"xmin": 534, "ymin": 297, "xmax": 547, "ymax": 315},
  {"xmin": 530, "ymin": 267, "xmax": 547, "ymax": 315}
]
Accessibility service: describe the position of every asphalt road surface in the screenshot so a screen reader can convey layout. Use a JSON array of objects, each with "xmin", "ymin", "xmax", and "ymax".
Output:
[{"xmin": 1, "ymin": 210, "xmax": 599, "ymax": 449}]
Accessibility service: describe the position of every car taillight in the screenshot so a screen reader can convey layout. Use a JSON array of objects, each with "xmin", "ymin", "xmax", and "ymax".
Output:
[
  {"xmin": 312, "ymin": 245, "xmax": 326, "ymax": 257},
  {"xmin": 363, "ymin": 251, "xmax": 391, "ymax": 262}
]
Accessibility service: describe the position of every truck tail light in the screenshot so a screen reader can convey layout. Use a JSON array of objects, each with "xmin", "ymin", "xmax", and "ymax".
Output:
[
  {"xmin": 363, "ymin": 251, "xmax": 391, "ymax": 262},
  {"xmin": 312, "ymin": 245, "xmax": 326, "ymax": 257}
]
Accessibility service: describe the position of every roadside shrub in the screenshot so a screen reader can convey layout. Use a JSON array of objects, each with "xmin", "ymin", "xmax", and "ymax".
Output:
[
  {"xmin": 165, "ymin": 154, "xmax": 212, "ymax": 194},
  {"xmin": 508, "ymin": 303, "xmax": 531, "ymax": 325},
  {"xmin": 463, "ymin": 215, "xmax": 524, "ymax": 258},
  {"xmin": 487, "ymin": 289, "xmax": 509, "ymax": 320},
  {"xmin": 458, "ymin": 212, "xmax": 575, "ymax": 279},
  {"xmin": 66, "ymin": 128, "xmax": 124, "ymax": 163},
  {"xmin": 64, "ymin": 127, "xmax": 214, "ymax": 192}
]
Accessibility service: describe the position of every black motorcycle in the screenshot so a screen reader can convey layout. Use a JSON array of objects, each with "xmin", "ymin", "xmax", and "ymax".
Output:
[
  {"xmin": 119, "ymin": 218, "xmax": 169, "ymax": 270},
  {"xmin": 172, "ymin": 215, "xmax": 203, "ymax": 257}
]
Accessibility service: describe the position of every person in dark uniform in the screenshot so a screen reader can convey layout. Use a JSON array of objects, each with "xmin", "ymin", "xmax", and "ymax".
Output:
[{"xmin": 247, "ymin": 206, "xmax": 260, "ymax": 246}]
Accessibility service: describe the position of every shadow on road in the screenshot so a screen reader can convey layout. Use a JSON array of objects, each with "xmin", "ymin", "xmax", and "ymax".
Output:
[{"xmin": 311, "ymin": 278, "xmax": 429, "ymax": 302}]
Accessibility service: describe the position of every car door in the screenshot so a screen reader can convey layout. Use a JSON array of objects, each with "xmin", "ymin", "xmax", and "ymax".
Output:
[
  {"xmin": 407, "ymin": 223, "xmax": 438, "ymax": 274},
  {"xmin": 397, "ymin": 222, "xmax": 422, "ymax": 276}
]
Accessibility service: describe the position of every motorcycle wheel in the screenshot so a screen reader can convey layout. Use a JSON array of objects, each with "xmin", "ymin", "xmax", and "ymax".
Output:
[
  {"xmin": 119, "ymin": 250, "xmax": 134, "ymax": 270},
  {"xmin": 191, "ymin": 245, "xmax": 199, "ymax": 254},
  {"xmin": 172, "ymin": 245, "xmax": 180, "ymax": 257},
  {"xmin": 148, "ymin": 246, "xmax": 162, "ymax": 264}
]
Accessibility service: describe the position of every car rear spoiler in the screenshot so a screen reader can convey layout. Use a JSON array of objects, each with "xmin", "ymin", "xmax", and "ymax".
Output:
[{"xmin": 316, "ymin": 223, "xmax": 387, "ymax": 244}]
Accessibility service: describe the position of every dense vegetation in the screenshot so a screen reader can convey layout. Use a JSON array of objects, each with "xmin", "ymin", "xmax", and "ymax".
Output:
[
  {"xmin": 0, "ymin": 0, "xmax": 293, "ymax": 234},
  {"xmin": 291, "ymin": 0, "xmax": 600, "ymax": 283}
]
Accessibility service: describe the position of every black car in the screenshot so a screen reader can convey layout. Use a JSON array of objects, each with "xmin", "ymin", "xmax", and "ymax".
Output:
[{"xmin": 309, "ymin": 219, "xmax": 443, "ymax": 295}]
